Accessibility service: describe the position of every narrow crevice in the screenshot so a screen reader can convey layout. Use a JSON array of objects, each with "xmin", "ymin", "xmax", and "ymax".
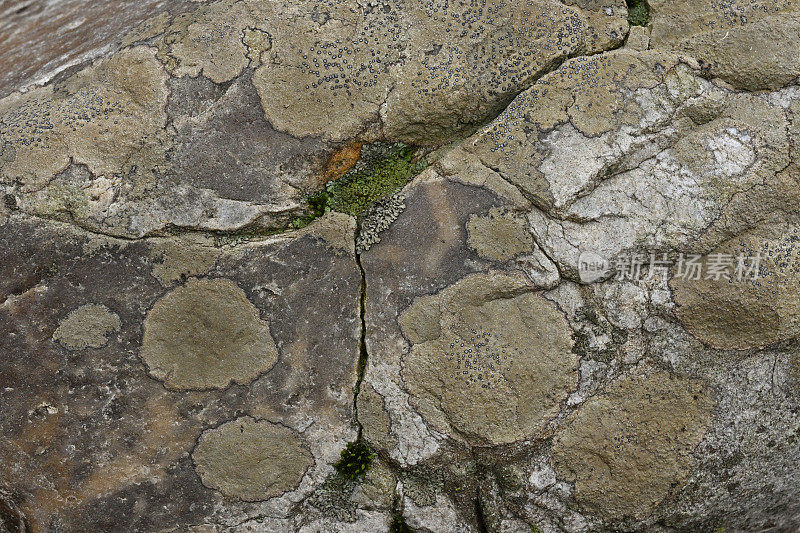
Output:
[
  {"xmin": 474, "ymin": 490, "xmax": 490, "ymax": 533},
  {"xmin": 352, "ymin": 248, "xmax": 369, "ymax": 440}
]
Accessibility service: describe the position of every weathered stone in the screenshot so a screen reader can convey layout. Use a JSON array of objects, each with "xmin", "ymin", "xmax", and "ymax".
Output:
[
  {"xmin": 466, "ymin": 208, "xmax": 533, "ymax": 262},
  {"xmin": 192, "ymin": 417, "xmax": 313, "ymax": 501},
  {"xmin": 0, "ymin": 214, "xmax": 361, "ymax": 531},
  {"xmin": 4, "ymin": 1, "xmax": 800, "ymax": 531},
  {"xmin": 671, "ymin": 220, "xmax": 800, "ymax": 351},
  {"xmin": 552, "ymin": 370, "xmax": 713, "ymax": 520},
  {"xmin": 649, "ymin": 0, "xmax": 800, "ymax": 90}
]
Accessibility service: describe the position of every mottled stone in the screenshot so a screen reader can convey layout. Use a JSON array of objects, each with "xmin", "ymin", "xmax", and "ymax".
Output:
[
  {"xmin": 253, "ymin": 0, "xmax": 627, "ymax": 144},
  {"xmin": 466, "ymin": 208, "xmax": 533, "ymax": 262},
  {"xmin": 192, "ymin": 417, "xmax": 313, "ymax": 501},
  {"xmin": 671, "ymin": 220, "xmax": 800, "ymax": 351},
  {"xmin": 553, "ymin": 371, "xmax": 713, "ymax": 520},
  {"xmin": 52, "ymin": 303, "xmax": 121, "ymax": 350},
  {"xmin": 0, "ymin": 45, "xmax": 169, "ymax": 191},
  {"xmin": 401, "ymin": 273, "xmax": 576, "ymax": 445}
]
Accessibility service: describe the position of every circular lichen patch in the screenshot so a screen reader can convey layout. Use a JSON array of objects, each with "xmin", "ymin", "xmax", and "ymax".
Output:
[
  {"xmin": 53, "ymin": 304, "xmax": 121, "ymax": 350},
  {"xmin": 467, "ymin": 209, "xmax": 533, "ymax": 262},
  {"xmin": 400, "ymin": 274, "xmax": 576, "ymax": 445},
  {"xmin": 192, "ymin": 417, "xmax": 313, "ymax": 501},
  {"xmin": 552, "ymin": 371, "xmax": 713, "ymax": 520},
  {"xmin": 140, "ymin": 278, "xmax": 278, "ymax": 390},
  {"xmin": 670, "ymin": 222, "xmax": 800, "ymax": 351}
]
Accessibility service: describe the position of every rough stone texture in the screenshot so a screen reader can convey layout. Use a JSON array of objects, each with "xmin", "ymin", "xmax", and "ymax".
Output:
[
  {"xmin": 0, "ymin": 216, "xmax": 362, "ymax": 531},
  {"xmin": 649, "ymin": 0, "xmax": 800, "ymax": 90},
  {"xmin": 671, "ymin": 220, "xmax": 800, "ymax": 351},
  {"xmin": 3, "ymin": 0, "xmax": 800, "ymax": 532},
  {"xmin": 53, "ymin": 303, "xmax": 121, "ymax": 350},
  {"xmin": 400, "ymin": 273, "xmax": 576, "ymax": 445}
]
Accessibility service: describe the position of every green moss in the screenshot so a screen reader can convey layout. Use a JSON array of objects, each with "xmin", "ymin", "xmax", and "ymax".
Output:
[
  {"xmin": 626, "ymin": 0, "xmax": 649, "ymax": 26},
  {"xmin": 334, "ymin": 441, "xmax": 375, "ymax": 481},
  {"xmin": 390, "ymin": 513, "xmax": 413, "ymax": 533},
  {"xmin": 292, "ymin": 190, "xmax": 330, "ymax": 229},
  {"xmin": 327, "ymin": 144, "xmax": 427, "ymax": 218}
]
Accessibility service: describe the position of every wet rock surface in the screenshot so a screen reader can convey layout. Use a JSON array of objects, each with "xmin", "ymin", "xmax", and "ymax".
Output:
[{"xmin": 2, "ymin": 0, "xmax": 800, "ymax": 532}]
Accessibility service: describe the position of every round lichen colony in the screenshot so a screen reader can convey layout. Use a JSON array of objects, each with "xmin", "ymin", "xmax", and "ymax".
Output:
[
  {"xmin": 53, "ymin": 304, "xmax": 121, "ymax": 351},
  {"xmin": 140, "ymin": 277, "xmax": 279, "ymax": 390},
  {"xmin": 192, "ymin": 417, "xmax": 313, "ymax": 501},
  {"xmin": 442, "ymin": 329, "xmax": 514, "ymax": 389},
  {"xmin": 467, "ymin": 209, "xmax": 533, "ymax": 262},
  {"xmin": 400, "ymin": 275, "xmax": 577, "ymax": 445},
  {"xmin": 552, "ymin": 371, "xmax": 713, "ymax": 520}
]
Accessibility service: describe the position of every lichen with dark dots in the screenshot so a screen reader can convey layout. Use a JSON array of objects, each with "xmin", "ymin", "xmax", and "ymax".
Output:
[
  {"xmin": 627, "ymin": 0, "xmax": 649, "ymax": 26},
  {"xmin": 333, "ymin": 440, "xmax": 375, "ymax": 481}
]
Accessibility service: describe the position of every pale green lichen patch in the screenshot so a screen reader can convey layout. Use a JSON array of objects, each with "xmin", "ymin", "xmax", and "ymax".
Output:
[
  {"xmin": 400, "ymin": 273, "xmax": 576, "ymax": 445},
  {"xmin": 140, "ymin": 278, "xmax": 278, "ymax": 390},
  {"xmin": 53, "ymin": 304, "xmax": 121, "ymax": 350},
  {"xmin": 467, "ymin": 208, "xmax": 533, "ymax": 262},
  {"xmin": 192, "ymin": 417, "xmax": 313, "ymax": 501},
  {"xmin": 552, "ymin": 371, "xmax": 713, "ymax": 520}
]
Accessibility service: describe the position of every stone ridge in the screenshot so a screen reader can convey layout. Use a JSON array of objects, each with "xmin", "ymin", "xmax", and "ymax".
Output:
[{"xmin": 2, "ymin": 0, "xmax": 800, "ymax": 532}]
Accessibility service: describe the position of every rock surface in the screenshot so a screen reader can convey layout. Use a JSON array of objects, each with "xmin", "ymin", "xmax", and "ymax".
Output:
[{"xmin": 2, "ymin": 0, "xmax": 800, "ymax": 532}]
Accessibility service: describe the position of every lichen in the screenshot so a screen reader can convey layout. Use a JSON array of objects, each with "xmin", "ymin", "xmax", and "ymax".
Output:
[
  {"xmin": 400, "ymin": 273, "xmax": 577, "ymax": 445},
  {"xmin": 466, "ymin": 208, "xmax": 533, "ymax": 262},
  {"xmin": 192, "ymin": 417, "xmax": 313, "ymax": 501},
  {"xmin": 53, "ymin": 304, "xmax": 121, "ymax": 351},
  {"xmin": 326, "ymin": 144, "xmax": 427, "ymax": 219},
  {"xmin": 552, "ymin": 370, "xmax": 713, "ymax": 520},
  {"xmin": 356, "ymin": 193, "xmax": 406, "ymax": 253},
  {"xmin": 140, "ymin": 277, "xmax": 278, "ymax": 390}
]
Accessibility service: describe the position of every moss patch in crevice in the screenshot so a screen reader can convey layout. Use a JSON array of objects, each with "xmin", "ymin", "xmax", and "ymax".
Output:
[
  {"xmin": 334, "ymin": 440, "xmax": 376, "ymax": 481},
  {"xmin": 626, "ymin": 0, "xmax": 649, "ymax": 26},
  {"xmin": 326, "ymin": 143, "xmax": 428, "ymax": 219}
]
